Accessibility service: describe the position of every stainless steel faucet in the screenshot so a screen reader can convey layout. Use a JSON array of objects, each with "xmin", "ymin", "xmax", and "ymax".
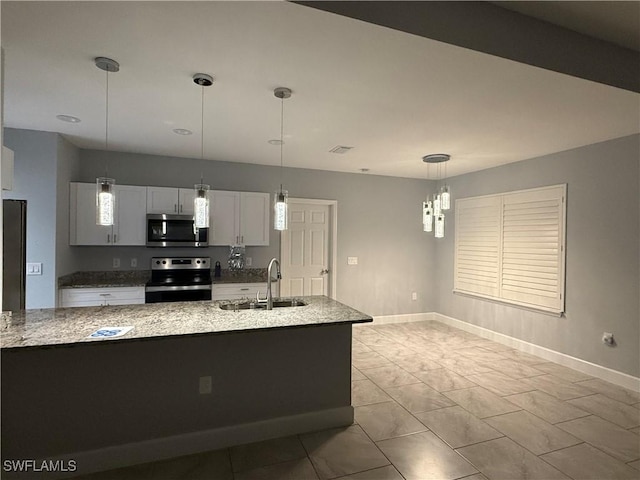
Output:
[{"xmin": 257, "ymin": 258, "xmax": 281, "ymax": 310}]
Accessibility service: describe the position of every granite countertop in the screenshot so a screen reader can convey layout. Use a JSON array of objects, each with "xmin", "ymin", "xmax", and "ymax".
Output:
[
  {"xmin": 0, "ymin": 296, "xmax": 372, "ymax": 350},
  {"xmin": 58, "ymin": 270, "xmax": 151, "ymax": 288},
  {"xmin": 58, "ymin": 268, "xmax": 269, "ymax": 288}
]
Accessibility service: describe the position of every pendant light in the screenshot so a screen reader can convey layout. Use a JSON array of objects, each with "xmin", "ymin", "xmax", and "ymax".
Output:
[
  {"xmin": 422, "ymin": 154, "xmax": 451, "ymax": 238},
  {"xmin": 94, "ymin": 57, "xmax": 119, "ymax": 226},
  {"xmin": 193, "ymin": 73, "xmax": 213, "ymax": 229},
  {"xmin": 273, "ymin": 87, "xmax": 292, "ymax": 231}
]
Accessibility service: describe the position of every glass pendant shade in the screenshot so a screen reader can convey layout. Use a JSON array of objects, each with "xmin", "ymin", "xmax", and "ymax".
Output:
[
  {"xmin": 435, "ymin": 213, "xmax": 445, "ymax": 238},
  {"xmin": 194, "ymin": 184, "xmax": 210, "ymax": 228},
  {"xmin": 433, "ymin": 193, "xmax": 442, "ymax": 216},
  {"xmin": 422, "ymin": 201, "xmax": 433, "ymax": 232},
  {"xmin": 96, "ymin": 177, "xmax": 115, "ymax": 226},
  {"xmin": 441, "ymin": 185, "xmax": 451, "ymax": 210},
  {"xmin": 274, "ymin": 189, "xmax": 288, "ymax": 231}
]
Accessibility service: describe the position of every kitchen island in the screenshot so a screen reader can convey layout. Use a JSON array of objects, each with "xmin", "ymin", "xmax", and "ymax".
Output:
[{"xmin": 1, "ymin": 296, "xmax": 371, "ymax": 477}]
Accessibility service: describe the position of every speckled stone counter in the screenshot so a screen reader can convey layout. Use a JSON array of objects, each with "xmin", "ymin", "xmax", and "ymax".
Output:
[
  {"xmin": 212, "ymin": 268, "xmax": 268, "ymax": 283},
  {"xmin": 58, "ymin": 270, "xmax": 151, "ymax": 288},
  {"xmin": 0, "ymin": 296, "xmax": 372, "ymax": 349}
]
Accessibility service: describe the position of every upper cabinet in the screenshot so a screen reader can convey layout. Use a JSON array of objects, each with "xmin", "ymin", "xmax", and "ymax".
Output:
[
  {"xmin": 147, "ymin": 187, "xmax": 196, "ymax": 215},
  {"xmin": 211, "ymin": 191, "xmax": 269, "ymax": 246},
  {"xmin": 70, "ymin": 182, "xmax": 147, "ymax": 246}
]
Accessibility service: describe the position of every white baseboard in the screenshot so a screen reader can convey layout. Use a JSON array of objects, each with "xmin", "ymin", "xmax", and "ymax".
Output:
[
  {"xmin": 36, "ymin": 406, "xmax": 353, "ymax": 479},
  {"xmin": 365, "ymin": 312, "xmax": 434, "ymax": 325},
  {"xmin": 432, "ymin": 312, "xmax": 640, "ymax": 392}
]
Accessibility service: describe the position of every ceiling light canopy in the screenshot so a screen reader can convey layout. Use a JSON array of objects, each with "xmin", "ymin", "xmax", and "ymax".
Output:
[{"xmin": 56, "ymin": 114, "xmax": 81, "ymax": 123}]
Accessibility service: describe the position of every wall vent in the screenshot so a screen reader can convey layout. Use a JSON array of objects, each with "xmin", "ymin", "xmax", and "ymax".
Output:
[{"xmin": 329, "ymin": 145, "xmax": 354, "ymax": 154}]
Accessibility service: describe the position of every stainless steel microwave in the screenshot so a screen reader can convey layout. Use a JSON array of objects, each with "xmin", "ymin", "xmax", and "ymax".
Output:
[{"xmin": 146, "ymin": 214, "xmax": 208, "ymax": 248}]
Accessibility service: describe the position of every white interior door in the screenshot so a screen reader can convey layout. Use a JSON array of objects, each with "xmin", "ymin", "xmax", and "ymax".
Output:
[{"xmin": 281, "ymin": 202, "xmax": 331, "ymax": 297}]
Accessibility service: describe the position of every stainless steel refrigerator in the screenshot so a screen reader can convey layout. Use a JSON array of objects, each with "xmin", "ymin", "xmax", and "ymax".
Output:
[{"xmin": 3, "ymin": 199, "xmax": 26, "ymax": 311}]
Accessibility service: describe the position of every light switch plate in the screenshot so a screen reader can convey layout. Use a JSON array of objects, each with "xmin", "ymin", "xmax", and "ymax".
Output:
[
  {"xmin": 26, "ymin": 263, "xmax": 42, "ymax": 275},
  {"xmin": 347, "ymin": 256, "xmax": 358, "ymax": 265}
]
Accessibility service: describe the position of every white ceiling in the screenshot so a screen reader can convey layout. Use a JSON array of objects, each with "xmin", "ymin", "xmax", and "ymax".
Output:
[{"xmin": 2, "ymin": 1, "xmax": 638, "ymax": 180}]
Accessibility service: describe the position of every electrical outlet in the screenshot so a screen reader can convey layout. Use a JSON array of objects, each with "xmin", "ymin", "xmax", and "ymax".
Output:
[
  {"xmin": 199, "ymin": 376, "xmax": 212, "ymax": 395},
  {"xmin": 412, "ymin": 292, "xmax": 417, "ymax": 301},
  {"xmin": 130, "ymin": 258, "xmax": 137, "ymax": 268},
  {"xmin": 113, "ymin": 258, "xmax": 120, "ymax": 269},
  {"xmin": 602, "ymin": 332, "xmax": 615, "ymax": 347},
  {"xmin": 347, "ymin": 256, "xmax": 358, "ymax": 265}
]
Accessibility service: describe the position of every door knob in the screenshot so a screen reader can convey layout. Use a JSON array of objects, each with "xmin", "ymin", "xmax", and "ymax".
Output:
[{"xmin": 320, "ymin": 269, "xmax": 329, "ymax": 275}]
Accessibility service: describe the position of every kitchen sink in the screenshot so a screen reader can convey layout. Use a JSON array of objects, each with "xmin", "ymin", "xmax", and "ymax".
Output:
[{"xmin": 219, "ymin": 299, "xmax": 307, "ymax": 310}]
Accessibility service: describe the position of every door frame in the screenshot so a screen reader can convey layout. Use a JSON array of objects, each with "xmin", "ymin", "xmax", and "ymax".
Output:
[{"xmin": 280, "ymin": 198, "xmax": 338, "ymax": 299}]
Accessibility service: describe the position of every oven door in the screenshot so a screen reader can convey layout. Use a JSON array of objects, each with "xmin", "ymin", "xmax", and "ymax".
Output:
[
  {"xmin": 146, "ymin": 214, "xmax": 208, "ymax": 247},
  {"xmin": 145, "ymin": 284, "xmax": 212, "ymax": 303}
]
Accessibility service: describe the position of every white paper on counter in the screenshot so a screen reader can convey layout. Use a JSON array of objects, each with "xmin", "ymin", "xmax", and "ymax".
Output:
[{"xmin": 88, "ymin": 326, "xmax": 134, "ymax": 338}]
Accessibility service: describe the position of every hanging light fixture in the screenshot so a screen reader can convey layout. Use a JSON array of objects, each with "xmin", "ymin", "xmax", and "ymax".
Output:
[
  {"xmin": 422, "ymin": 154, "xmax": 451, "ymax": 238},
  {"xmin": 94, "ymin": 57, "xmax": 119, "ymax": 226},
  {"xmin": 193, "ymin": 73, "xmax": 214, "ymax": 229},
  {"xmin": 273, "ymin": 87, "xmax": 292, "ymax": 231}
]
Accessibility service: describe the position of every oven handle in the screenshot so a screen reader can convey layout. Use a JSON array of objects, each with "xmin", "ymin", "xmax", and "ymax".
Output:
[{"xmin": 145, "ymin": 284, "xmax": 212, "ymax": 292}]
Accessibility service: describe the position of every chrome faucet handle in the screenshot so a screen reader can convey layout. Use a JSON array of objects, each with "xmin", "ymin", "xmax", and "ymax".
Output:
[{"xmin": 256, "ymin": 291, "xmax": 267, "ymax": 303}]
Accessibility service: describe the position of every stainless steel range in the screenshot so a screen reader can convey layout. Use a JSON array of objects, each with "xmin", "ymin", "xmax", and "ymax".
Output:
[{"xmin": 145, "ymin": 257, "xmax": 212, "ymax": 303}]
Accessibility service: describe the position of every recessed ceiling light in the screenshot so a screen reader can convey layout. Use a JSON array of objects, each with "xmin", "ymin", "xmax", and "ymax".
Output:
[
  {"xmin": 173, "ymin": 128, "xmax": 193, "ymax": 135},
  {"xmin": 422, "ymin": 153, "xmax": 450, "ymax": 163},
  {"xmin": 56, "ymin": 114, "xmax": 81, "ymax": 123},
  {"xmin": 268, "ymin": 139, "xmax": 283, "ymax": 145}
]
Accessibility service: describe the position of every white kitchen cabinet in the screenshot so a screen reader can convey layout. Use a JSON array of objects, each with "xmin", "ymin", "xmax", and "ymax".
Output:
[
  {"xmin": 60, "ymin": 286, "xmax": 145, "ymax": 307},
  {"xmin": 147, "ymin": 186, "xmax": 195, "ymax": 215},
  {"xmin": 70, "ymin": 182, "xmax": 147, "ymax": 246},
  {"xmin": 212, "ymin": 283, "xmax": 271, "ymax": 301},
  {"xmin": 210, "ymin": 191, "xmax": 269, "ymax": 246}
]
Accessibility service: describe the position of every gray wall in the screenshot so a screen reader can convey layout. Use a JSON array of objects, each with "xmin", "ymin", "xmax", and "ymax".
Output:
[
  {"xmin": 55, "ymin": 134, "xmax": 81, "ymax": 281},
  {"xmin": 3, "ymin": 129, "xmax": 59, "ymax": 309},
  {"xmin": 435, "ymin": 134, "xmax": 640, "ymax": 377},
  {"xmin": 78, "ymin": 149, "xmax": 436, "ymax": 316}
]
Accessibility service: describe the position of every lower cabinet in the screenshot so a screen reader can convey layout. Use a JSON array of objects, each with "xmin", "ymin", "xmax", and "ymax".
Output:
[
  {"xmin": 60, "ymin": 287, "xmax": 146, "ymax": 307},
  {"xmin": 212, "ymin": 283, "xmax": 271, "ymax": 301}
]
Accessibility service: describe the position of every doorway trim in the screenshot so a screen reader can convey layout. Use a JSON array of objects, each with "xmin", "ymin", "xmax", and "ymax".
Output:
[{"xmin": 280, "ymin": 198, "xmax": 338, "ymax": 299}]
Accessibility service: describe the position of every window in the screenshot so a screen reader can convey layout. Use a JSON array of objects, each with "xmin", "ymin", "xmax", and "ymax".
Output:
[{"xmin": 454, "ymin": 184, "xmax": 566, "ymax": 314}]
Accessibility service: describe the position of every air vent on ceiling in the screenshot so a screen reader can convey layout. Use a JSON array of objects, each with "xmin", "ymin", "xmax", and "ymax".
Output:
[{"xmin": 329, "ymin": 145, "xmax": 354, "ymax": 154}]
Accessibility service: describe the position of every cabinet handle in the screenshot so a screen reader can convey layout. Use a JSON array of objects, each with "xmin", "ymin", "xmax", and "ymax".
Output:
[
  {"xmin": 174, "ymin": 204, "xmax": 177, "ymax": 213},
  {"xmin": 241, "ymin": 235, "xmax": 244, "ymax": 243},
  {"xmin": 107, "ymin": 234, "xmax": 110, "ymax": 243},
  {"xmin": 240, "ymin": 288, "xmax": 250, "ymax": 291},
  {"xmin": 180, "ymin": 204, "xmax": 183, "ymax": 213},
  {"xmin": 113, "ymin": 234, "xmax": 117, "ymax": 243}
]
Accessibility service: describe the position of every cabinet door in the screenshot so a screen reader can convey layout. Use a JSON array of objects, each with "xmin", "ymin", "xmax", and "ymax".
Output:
[
  {"xmin": 70, "ymin": 182, "xmax": 112, "ymax": 245},
  {"xmin": 147, "ymin": 187, "xmax": 179, "ymax": 214},
  {"xmin": 113, "ymin": 185, "xmax": 147, "ymax": 245},
  {"xmin": 240, "ymin": 192, "xmax": 270, "ymax": 246},
  {"xmin": 210, "ymin": 191, "xmax": 240, "ymax": 245},
  {"xmin": 178, "ymin": 188, "xmax": 196, "ymax": 215}
]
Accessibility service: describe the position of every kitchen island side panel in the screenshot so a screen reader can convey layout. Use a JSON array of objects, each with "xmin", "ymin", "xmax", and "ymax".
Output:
[{"xmin": 1, "ymin": 323, "xmax": 352, "ymax": 460}]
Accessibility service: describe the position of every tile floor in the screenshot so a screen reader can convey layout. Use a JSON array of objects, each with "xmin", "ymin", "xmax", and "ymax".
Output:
[{"xmin": 73, "ymin": 321, "xmax": 640, "ymax": 480}]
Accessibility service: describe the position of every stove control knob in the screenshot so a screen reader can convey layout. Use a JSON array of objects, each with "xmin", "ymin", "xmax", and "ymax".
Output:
[
  {"xmin": 155, "ymin": 260, "xmax": 160, "ymax": 265},
  {"xmin": 202, "ymin": 260, "xmax": 206, "ymax": 264},
  {"xmin": 196, "ymin": 260, "xmax": 201, "ymax": 264},
  {"xmin": 162, "ymin": 260, "xmax": 167, "ymax": 264}
]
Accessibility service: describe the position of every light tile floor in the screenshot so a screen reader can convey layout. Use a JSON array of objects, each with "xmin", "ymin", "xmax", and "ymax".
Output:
[{"xmin": 72, "ymin": 321, "xmax": 640, "ymax": 480}]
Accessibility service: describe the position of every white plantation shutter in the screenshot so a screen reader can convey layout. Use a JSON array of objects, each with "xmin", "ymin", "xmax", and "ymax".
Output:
[
  {"xmin": 454, "ymin": 185, "xmax": 566, "ymax": 314},
  {"xmin": 455, "ymin": 196, "xmax": 501, "ymax": 297}
]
